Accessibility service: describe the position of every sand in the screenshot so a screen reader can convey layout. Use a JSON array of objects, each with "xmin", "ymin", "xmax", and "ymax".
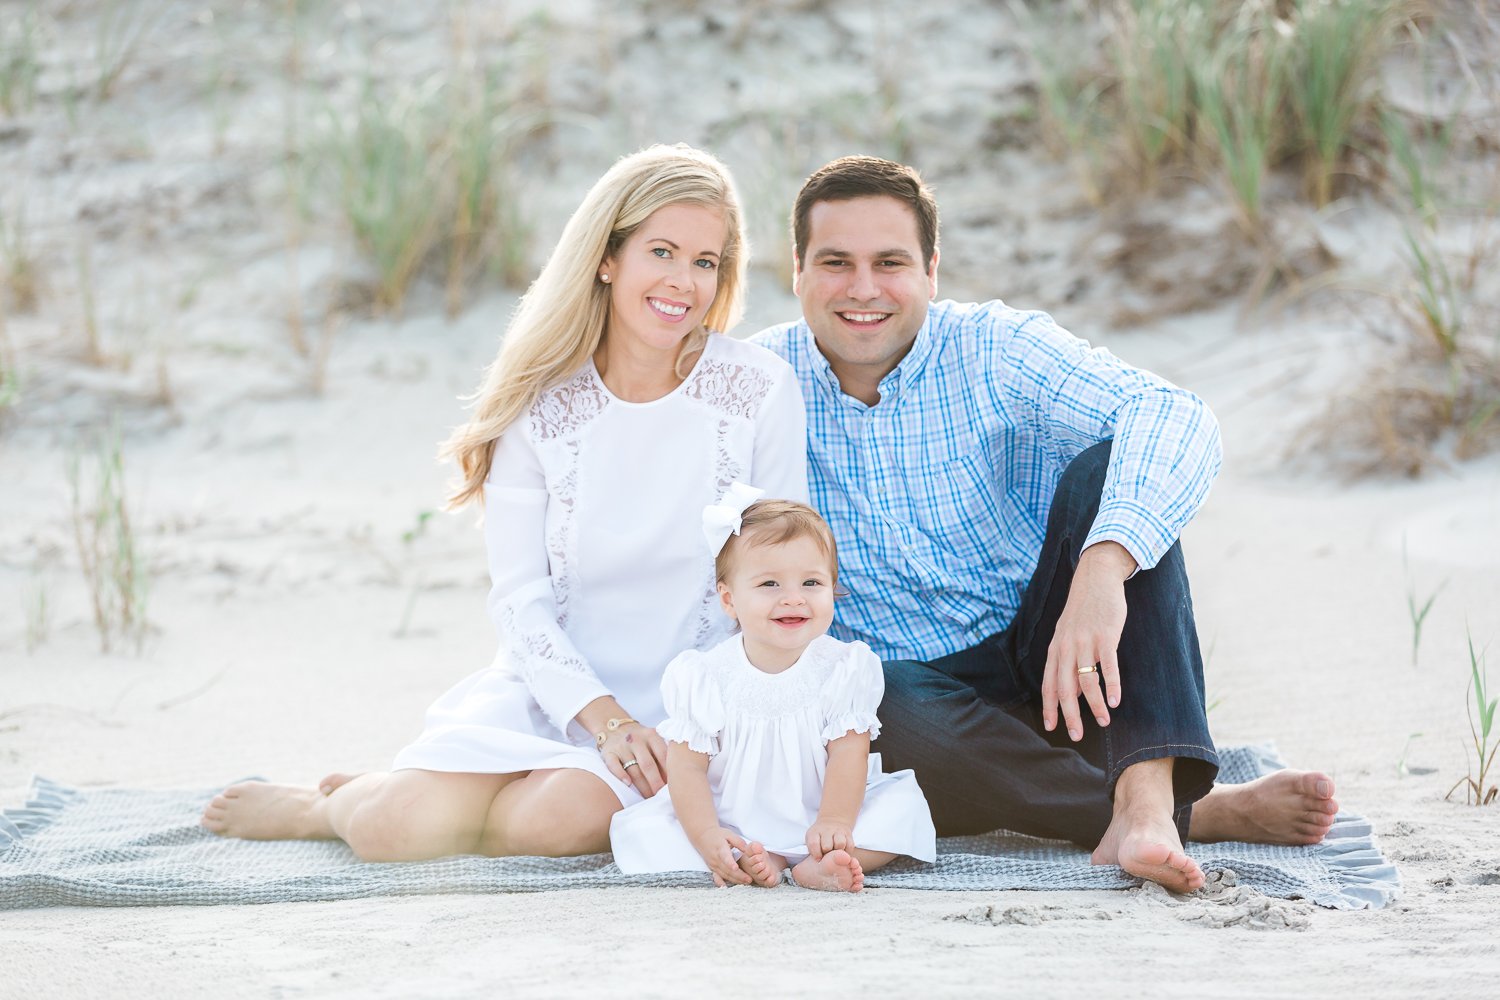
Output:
[{"xmin": 3, "ymin": 2, "xmax": 1499, "ymax": 997}]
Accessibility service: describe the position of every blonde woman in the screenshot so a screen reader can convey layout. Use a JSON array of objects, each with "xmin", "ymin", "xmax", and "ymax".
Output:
[{"xmin": 202, "ymin": 145, "xmax": 808, "ymax": 860}]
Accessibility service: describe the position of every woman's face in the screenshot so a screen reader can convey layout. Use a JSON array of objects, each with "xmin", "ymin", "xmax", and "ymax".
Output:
[{"xmin": 599, "ymin": 202, "xmax": 727, "ymax": 356}]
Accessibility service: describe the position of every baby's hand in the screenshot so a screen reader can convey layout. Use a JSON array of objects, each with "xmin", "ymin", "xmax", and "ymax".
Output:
[
  {"xmin": 692, "ymin": 827, "xmax": 753, "ymax": 887},
  {"xmin": 805, "ymin": 819, "xmax": 854, "ymax": 861}
]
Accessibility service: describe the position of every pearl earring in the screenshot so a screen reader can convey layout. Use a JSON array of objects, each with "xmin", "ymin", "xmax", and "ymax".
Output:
[{"xmin": 600, "ymin": 273, "xmax": 610, "ymax": 283}]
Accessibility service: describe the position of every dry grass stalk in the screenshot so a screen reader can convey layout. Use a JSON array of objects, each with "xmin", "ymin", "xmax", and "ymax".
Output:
[
  {"xmin": 0, "ymin": 315, "xmax": 19, "ymax": 419},
  {"xmin": 1305, "ymin": 345, "xmax": 1500, "ymax": 478},
  {"xmin": 67, "ymin": 427, "xmax": 150, "ymax": 654},
  {"xmin": 1, "ymin": 204, "xmax": 41, "ymax": 313}
]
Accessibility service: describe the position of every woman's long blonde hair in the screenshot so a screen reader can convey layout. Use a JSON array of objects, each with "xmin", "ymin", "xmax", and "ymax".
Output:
[{"xmin": 441, "ymin": 144, "xmax": 748, "ymax": 508}]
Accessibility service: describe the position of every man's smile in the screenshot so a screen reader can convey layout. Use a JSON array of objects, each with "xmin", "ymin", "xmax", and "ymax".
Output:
[{"xmin": 836, "ymin": 310, "xmax": 892, "ymax": 328}]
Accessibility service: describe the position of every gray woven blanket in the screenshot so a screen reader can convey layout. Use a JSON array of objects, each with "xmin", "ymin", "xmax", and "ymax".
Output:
[{"xmin": 0, "ymin": 744, "xmax": 1398, "ymax": 910}]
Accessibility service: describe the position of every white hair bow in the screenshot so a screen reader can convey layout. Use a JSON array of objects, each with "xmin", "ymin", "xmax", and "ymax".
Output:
[{"xmin": 702, "ymin": 482, "xmax": 765, "ymax": 556}]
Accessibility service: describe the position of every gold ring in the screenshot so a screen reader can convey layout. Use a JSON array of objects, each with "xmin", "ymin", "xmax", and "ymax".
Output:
[
  {"xmin": 1077, "ymin": 663, "xmax": 1099, "ymax": 676},
  {"xmin": 622, "ymin": 760, "xmax": 639, "ymax": 770}
]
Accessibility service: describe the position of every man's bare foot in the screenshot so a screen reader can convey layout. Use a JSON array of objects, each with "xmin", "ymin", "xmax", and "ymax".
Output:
[
  {"xmin": 737, "ymin": 841, "xmax": 788, "ymax": 888},
  {"xmin": 1188, "ymin": 770, "xmax": 1338, "ymax": 845},
  {"xmin": 790, "ymin": 850, "xmax": 865, "ymax": 893},
  {"xmin": 200, "ymin": 782, "xmax": 334, "ymax": 841},
  {"xmin": 1092, "ymin": 812, "xmax": 1205, "ymax": 894}
]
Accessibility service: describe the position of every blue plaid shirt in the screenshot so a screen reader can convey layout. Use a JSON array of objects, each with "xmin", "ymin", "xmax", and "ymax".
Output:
[{"xmin": 753, "ymin": 299, "xmax": 1222, "ymax": 662}]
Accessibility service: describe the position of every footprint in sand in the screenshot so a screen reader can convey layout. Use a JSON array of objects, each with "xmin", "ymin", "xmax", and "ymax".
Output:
[{"xmin": 1140, "ymin": 868, "xmax": 1313, "ymax": 931}]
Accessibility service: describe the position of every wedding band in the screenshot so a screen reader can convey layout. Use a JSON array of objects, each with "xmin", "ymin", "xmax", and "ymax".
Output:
[
  {"xmin": 1077, "ymin": 663, "xmax": 1099, "ymax": 676},
  {"xmin": 622, "ymin": 760, "xmax": 639, "ymax": 770}
]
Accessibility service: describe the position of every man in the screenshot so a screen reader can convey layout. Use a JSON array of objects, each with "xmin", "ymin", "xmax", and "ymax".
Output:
[{"xmin": 754, "ymin": 156, "xmax": 1338, "ymax": 892}]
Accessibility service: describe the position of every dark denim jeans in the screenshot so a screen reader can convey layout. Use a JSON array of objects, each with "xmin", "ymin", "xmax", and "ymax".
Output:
[{"xmin": 876, "ymin": 441, "xmax": 1219, "ymax": 847}]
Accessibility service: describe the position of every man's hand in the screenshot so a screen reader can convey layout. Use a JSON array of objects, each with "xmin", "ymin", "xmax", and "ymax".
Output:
[
  {"xmin": 805, "ymin": 818, "xmax": 855, "ymax": 861},
  {"xmin": 1041, "ymin": 541, "xmax": 1134, "ymax": 741},
  {"xmin": 691, "ymin": 827, "xmax": 753, "ymax": 887}
]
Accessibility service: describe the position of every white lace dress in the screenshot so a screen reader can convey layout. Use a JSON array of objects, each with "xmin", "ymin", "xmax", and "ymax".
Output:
[
  {"xmin": 609, "ymin": 634, "xmax": 937, "ymax": 872},
  {"xmin": 391, "ymin": 335, "xmax": 809, "ymax": 807}
]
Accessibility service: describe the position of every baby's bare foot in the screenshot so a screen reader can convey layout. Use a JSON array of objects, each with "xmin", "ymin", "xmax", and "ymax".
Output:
[
  {"xmin": 790, "ymin": 850, "xmax": 864, "ymax": 893},
  {"xmin": 200, "ymin": 781, "xmax": 333, "ymax": 841},
  {"xmin": 737, "ymin": 841, "xmax": 787, "ymax": 888}
]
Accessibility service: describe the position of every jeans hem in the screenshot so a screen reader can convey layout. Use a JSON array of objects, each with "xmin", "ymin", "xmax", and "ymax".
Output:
[{"xmin": 1108, "ymin": 742, "xmax": 1220, "ymax": 806}]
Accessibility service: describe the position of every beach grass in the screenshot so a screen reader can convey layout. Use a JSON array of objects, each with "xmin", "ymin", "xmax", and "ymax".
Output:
[
  {"xmin": 91, "ymin": 0, "xmax": 163, "ymax": 101},
  {"xmin": 1108, "ymin": 0, "xmax": 1215, "ymax": 189},
  {"xmin": 0, "ymin": 322, "xmax": 19, "ymax": 420},
  {"xmin": 1381, "ymin": 106, "xmax": 1453, "ymax": 232},
  {"xmin": 67, "ymin": 426, "xmax": 151, "ymax": 655},
  {"xmin": 1400, "ymin": 227, "xmax": 1464, "ymax": 358},
  {"xmin": 320, "ymin": 67, "xmax": 537, "ymax": 316},
  {"xmin": 1282, "ymin": 0, "xmax": 1405, "ymax": 207},
  {"xmin": 1447, "ymin": 629, "xmax": 1497, "ymax": 805},
  {"xmin": 1191, "ymin": 9, "xmax": 1287, "ymax": 235},
  {"xmin": 0, "ymin": 7, "xmax": 41, "ymax": 115},
  {"xmin": 23, "ymin": 570, "xmax": 50, "ymax": 654},
  {"xmin": 1017, "ymin": 0, "xmax": 1409, "ymax": 221},
  {"xmin": 1, "ymin": 204, "xmax": 40, "ymax": 313},
  {"xmin": 1402, "ymin": 539, "xmax": 1445, "ymax": 666}
]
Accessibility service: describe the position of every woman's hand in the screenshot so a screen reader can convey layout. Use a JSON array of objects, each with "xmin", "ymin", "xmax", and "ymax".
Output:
[
  {"xmin": 691, "ymin": 827, "xmax": 753, "ymax": 887},
  {"xmin": 598, "ymin": 722, "xmax": 670, "ymax": 798},
  {"xmin": 805, "ymin": 818, "xmax": 855, "ymax": 861}
]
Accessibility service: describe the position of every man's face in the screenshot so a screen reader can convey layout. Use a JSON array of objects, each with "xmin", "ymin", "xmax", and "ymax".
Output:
[{"xmin": 793, "ymin": 195, "xmax": 938, "ymax": 400}]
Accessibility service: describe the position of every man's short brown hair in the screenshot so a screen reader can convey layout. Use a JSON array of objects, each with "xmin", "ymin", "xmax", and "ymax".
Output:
[{"xmin": 792, "ymin": 156, "xmax": 940, "ymax": 272}]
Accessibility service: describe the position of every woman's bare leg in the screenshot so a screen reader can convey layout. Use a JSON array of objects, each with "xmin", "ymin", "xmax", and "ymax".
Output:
[
  {"xmin": 203, "ymin": 770, "xmax": 521, "ymax": 861},
  {"xmin": 478, "ymin": 768, "xmax": 624, "ymax": 857},
  {"xmin": 205, "ymin": 767, "xmax": 625, "ymax": 861}
]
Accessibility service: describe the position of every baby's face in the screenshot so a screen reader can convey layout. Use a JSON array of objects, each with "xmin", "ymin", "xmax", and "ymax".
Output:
[{"xmin": 718, "ymin": 534, "xmax": 836, "ymax": 666}]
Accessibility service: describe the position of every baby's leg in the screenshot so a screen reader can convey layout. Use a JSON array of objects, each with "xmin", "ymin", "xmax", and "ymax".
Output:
[
  {"xmin": 736, "ymin": 841, "xmax": 788, "ymax": 887},
  {"xmin": 789, "ymin": 847, "xmax": 890, "ymax": 893}
]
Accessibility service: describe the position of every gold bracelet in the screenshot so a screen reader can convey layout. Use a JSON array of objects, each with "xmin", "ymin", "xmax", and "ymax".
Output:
[{"xmin": 594, "ymin": 717, "xmax": 638, "ymax": 749}]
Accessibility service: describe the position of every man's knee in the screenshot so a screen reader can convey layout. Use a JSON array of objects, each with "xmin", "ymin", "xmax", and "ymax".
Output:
[
  {"xmin": 1057, "ymin": 440, "xmax": 1112, "ymax": 503},
  {"xmin": 1051, "ymin": 439, "xmax": 1113, "ymax": 534}
]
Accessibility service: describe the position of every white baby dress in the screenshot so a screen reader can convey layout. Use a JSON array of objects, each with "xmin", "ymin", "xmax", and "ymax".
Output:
[{"xmin": 609, "ymin": 633, "xmax": 937, "ymax": 872}]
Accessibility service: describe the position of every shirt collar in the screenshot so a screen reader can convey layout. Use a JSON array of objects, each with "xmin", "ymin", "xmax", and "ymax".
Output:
[{"xmin": 802, "ymin": 308, "xmax": 938, "ymax": 411}]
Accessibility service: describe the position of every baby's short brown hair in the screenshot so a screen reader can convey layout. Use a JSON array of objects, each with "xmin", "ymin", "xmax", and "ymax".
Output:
[{"xmin": 715, "ymin": 499, "xmax": 838, "ymax": 587}]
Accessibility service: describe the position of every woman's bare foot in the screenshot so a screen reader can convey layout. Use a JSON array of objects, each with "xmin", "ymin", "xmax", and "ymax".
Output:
[
  {"xmin": 318, "ymin": 772, "xmax": 362, "ymax": 796},
  {"xmin": 1188, "ymin": 770, "xmax": 1339, "ymax": 845},
  {"xmin": 200, "ymin": 782, "xmax": 334, "ymax": 840},
  {"xmin": 737, "ymin": 841, "xmax": 788, "ymax": 887},
  {"xmin": 1091, "ymin": 811, "xmax": 1205, "ymax": 894},
  {"xmin": 790, "ymin": 850, "xmax": 865, "ymax": 893}
]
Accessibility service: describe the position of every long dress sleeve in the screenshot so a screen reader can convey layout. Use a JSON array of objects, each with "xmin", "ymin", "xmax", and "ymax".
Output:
[
  {"xmin": 749, "ymin": 358, "xmax": 810, "ymax": 504},
  {"xmin": 655, "ymin": 650, "xmax": 724, "ymax": 755},
  {"xmin": 819, "ymin": 640, "xmax": 885, "ymax": 744},
  {"xmin": 483, "ymin": 418, "xmax": 612, "ymax": 738}
]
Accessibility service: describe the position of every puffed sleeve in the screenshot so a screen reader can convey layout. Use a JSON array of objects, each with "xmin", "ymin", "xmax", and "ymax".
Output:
[
  {"xmin": 820, "ymin": 640, "xmax": 885, "ymax": 744},
  {"xmin": 483, "ymin": 416, "xmax": 611, "ymax": 738},
  {"xmin": 655, "ymin": 651, "xmax": 725, "ymax": 755},
  {"xmin": 750, "ymin": 356, "xmax": 810, "ymax": 504}
]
